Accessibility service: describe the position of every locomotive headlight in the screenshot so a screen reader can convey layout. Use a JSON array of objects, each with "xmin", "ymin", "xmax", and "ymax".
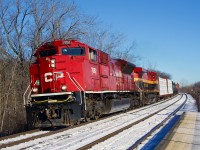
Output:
[
  {"xmin": 61, "ymin": 85, "xmax": 67, "ymax": 91},
  {"xmin": 51, "ymin": 63, "xmax": 56, "ymax": 68},
  {"xmin": 33, "ymin": 87, "xmax": 38, "ymax": 93},
  {"xmin": 50, "ymin": 59, "xmax": 56, "ymax": 68}
]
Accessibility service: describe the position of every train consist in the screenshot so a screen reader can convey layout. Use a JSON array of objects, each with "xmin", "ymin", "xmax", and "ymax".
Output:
[{"xmin": 24, "ymin": 40, "xmax": 178, "ymax": 128}]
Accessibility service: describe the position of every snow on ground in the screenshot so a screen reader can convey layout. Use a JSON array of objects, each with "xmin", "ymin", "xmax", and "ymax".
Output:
[
  {"xmin": 181, "ymin": 94, "xmax": 198, "ymax": 112},
  {"xmin": 2, "ymin": 94, "xmax": 195, "ymax": 150},
  {"xmin": 0, "ymin": 131, "xmax": 49, "ymax": 145},
  {"xmin": 137, "ymin": 94, "xmax": 198, "ymax": 150},
  {"xmin": 90, "ymin": 94, "xmax": 187, "ymax": 150}
]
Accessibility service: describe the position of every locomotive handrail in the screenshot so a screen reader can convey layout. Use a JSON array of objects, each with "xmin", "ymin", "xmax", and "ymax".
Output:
[
  {"xmin": 27, "ymin": 87, "xmax": 34, "ymax": 104},
  {"xmin": 71, "ymin": 76, "xmax": 87, "ymax": 111},
  {"xmin": 32, "ymin": 96, "xmax": 72, "ymax": 103},
  {"xmin": 23, "ymin": 84, "xmax": 31, "ymax": 106},
  {"xmin": 66, "ymin": 72, "xmax": 81, "ymax": 92},
  {"xmin": 72, "ymin": 77, "xmax": 84, "ymax": 91},
  {"xmin": 66, "ymin": 72, "xmax": 83, "ymax": 106},
  {"xmin": 23, "ymin": 81, "xmax": 37, "ymax": 106}
]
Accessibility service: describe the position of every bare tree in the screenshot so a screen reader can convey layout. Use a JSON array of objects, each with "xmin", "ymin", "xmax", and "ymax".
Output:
[
  {"xmin": 115, "ymin": 41, "xmax": 139, "ymax": 62},
  {"xmin": 146, "ymin": 61, "xmax": 157, "ymax": 71},
  {"xmin": 81, "ymin": 24, "xmax": 139, "ymax": 62},
  {"xmin": 180, "ymin": 79, "xmax": 189, "ymax": 87},
  {"xmin": 0, "ymin": 0, "xmax": 31, "ymax": 62},
  {"xmin": 27, "ymin": 0, "xmax": 95, "ymax": 60},
  {"xmin": 85, "ymin": 27, "xmax": 125, "ymax": 55}
]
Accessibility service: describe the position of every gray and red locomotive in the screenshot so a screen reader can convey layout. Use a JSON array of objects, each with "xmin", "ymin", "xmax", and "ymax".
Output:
[{"xmin": 25, "ymin": 40, "xmax": 178, "ymax": 128}]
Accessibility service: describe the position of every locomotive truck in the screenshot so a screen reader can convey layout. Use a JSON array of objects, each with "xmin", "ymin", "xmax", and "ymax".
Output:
[{"xmin": 24, "ymin": 39, "xmax": 177, "ymax": 129}]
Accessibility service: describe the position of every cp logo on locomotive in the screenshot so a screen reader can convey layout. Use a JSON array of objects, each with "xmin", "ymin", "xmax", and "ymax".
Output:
[
  {"xmin": 44, "ymin": 72, "xmax": 53, "ymax": 82},
  {"xmin": 44, "ymin": 72, "xmax": 64, "ymax": 82}
]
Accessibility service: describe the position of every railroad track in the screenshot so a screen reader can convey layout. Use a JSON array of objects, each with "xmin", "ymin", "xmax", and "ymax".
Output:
[
  {"xmin": 0, "ymin": 94, "xmax": 176, "ymax": 147},
  {"xmin": 128, "ymin": 95, "xmax": 187, "ymax": 150},
  {"xmin": 0, "ymin": 94, "xmax": 185, "ymax": 149},
  {"xmin": 81, "ymin": 94, "xmax": 187, "ymax": 150}
]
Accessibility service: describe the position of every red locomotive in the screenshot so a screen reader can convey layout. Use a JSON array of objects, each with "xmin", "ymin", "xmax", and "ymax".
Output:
[{"xmin": 24, "ymin": 39, "xmax": 177, "ymax": 128}]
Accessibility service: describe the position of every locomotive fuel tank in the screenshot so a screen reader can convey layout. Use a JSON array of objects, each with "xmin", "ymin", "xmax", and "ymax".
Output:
[{"xmin": 103, "ymin": 98, "xmax": 131, "ymax": 114}]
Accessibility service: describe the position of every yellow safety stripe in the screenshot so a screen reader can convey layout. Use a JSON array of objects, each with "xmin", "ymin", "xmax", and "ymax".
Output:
[{"xmin": 134, "ymin": 78, "xmax": 158, "ymax": 84}]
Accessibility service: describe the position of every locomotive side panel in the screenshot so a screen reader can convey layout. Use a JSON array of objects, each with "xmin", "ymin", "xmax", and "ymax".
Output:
[
  {"xmin": 99, "ymin": 51, "xmax": 110, "ymax": 90},
  {"xmin": 108, "ymin": 62, "xmax": 117, "ymax": 91},
  {"xmin": 83, "ymin": 60, "xmax": 100, "ymax": 91}
]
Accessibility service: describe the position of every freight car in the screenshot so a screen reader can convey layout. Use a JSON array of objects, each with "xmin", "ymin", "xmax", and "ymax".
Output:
[
  {"xmin": 158, "ymin": 77, "xmax": 173, "ymax": 99},
  {"xmin": 24, "ymin": 39, "xmax": 178, "ymax": 129}
]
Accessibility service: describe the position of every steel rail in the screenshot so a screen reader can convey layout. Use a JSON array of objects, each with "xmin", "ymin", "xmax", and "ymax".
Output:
[
  {"xmin": 128, "ymin": 94, "xmax": 187, "ymax": 150},
  {"xmin": 78, "ymin": 94, "xmax": 185, "ymax": 150}
]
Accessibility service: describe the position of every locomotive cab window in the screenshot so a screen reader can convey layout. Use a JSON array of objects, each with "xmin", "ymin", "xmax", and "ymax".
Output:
[
  {"xmin": 62, "ymin": 48, "xmax": 85, "ymax": 56},
  {"xmin": 39, "ymin": 49, "xmax": 57, "ymax": 57},
  {"xmin": 89, "ymin": 48, "xmax": 97, "ymax": 62}
]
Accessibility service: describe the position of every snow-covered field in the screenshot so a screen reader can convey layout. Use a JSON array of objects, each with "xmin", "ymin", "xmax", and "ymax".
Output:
[{"xmin": 1, "ymin": 94, "xmax": 196, "ymax": 150}]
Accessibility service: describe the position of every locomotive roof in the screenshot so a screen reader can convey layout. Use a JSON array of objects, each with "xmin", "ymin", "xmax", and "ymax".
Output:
[
  {"xmin": 35, "ymin": 39, "xmax": 107, "ymax": 55},
  {"xmin": 113, "ymin": 59, "xmax": 136, "ymax": 74}
]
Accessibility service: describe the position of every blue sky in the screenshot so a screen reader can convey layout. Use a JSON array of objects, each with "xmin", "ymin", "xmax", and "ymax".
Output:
[{"xmin": 75, "ymin": 0, "xmax": 200, "ymax": 85}]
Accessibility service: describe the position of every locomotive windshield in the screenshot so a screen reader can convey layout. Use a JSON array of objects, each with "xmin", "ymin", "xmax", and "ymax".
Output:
[
  {"xmin": 62, "ymin": 48, "xmax": 85, "ymax": 56},
  {"xmin": 39, "ymin": 49, "xmax": 57, "ymax": 57}
]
